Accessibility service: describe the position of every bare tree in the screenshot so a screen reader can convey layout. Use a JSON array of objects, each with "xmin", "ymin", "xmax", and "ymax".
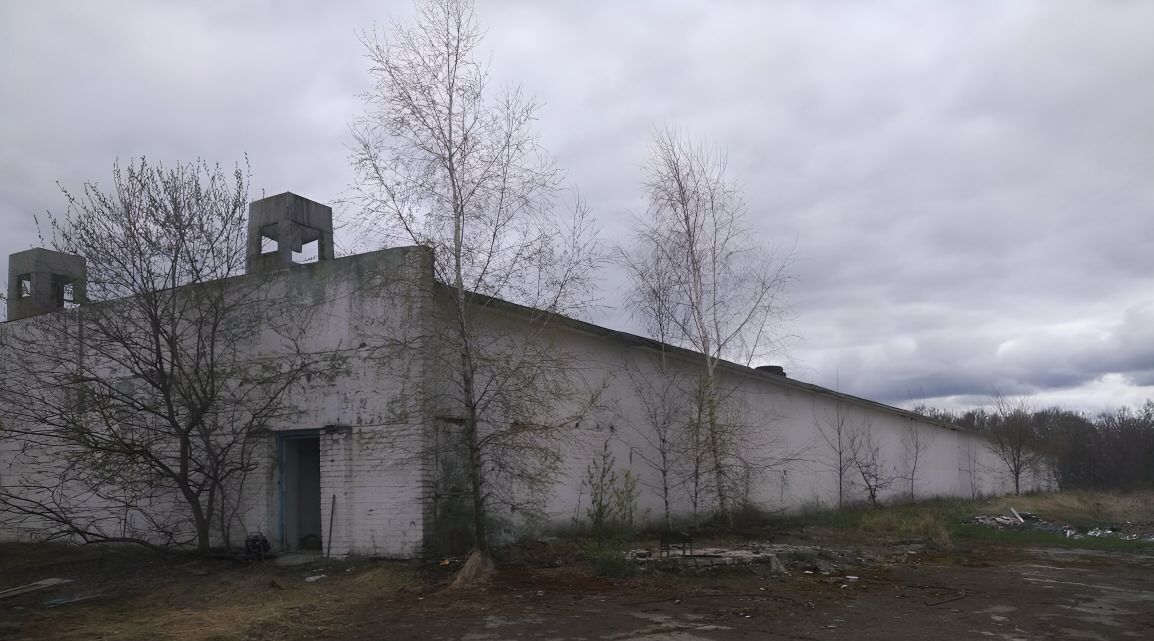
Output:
[
  {"xmin": 987, "ymin": 395, "xmax": 1042, "ymax": 496},
  {"xmin": 348, "ymin": 0, "xmax": 602, "ymax": 578},
  {"xmin": 618, "ymin": 357, "xmax": 691, "ymax": 530},
  {"xmin": 847, "ymin": 420, "xmax": 896, "ymax": 508},
  {"xmin": 964, "ymin": 443, "xmax": 983, "ymax": 500},
  {"xmin": 814, "ymin": 400, "xmax": 856, "ymax": 508},
  {"xmin": 1090, "ymin": 403, "xmax": 1154, "ymax": 490},
  {"xmin": 913, "ymin": 400, "xmax": 1154, "ymax": 494},
  {"xmin": 621, "ymin": 128, "xmax": 791, "ymax": 521},
  {"xmin": 900, "ymin": 421, "xmax": 936, "ymax": 500},
  {"xmin": 0, "ymin": 158, "xmax": 329, "ymax": 553}
]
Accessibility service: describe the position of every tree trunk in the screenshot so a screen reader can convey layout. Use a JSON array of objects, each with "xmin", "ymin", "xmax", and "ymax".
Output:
[
  {"xmin": 661, "ymin": 465, "xmax": 672, "ymax": 531},
  {"xmin": 464, "ymin": 410, "xmax": 489, "ymax": 554},
  {"xmin": 707, "ymin": 393, "xmax": 730, "ymax": 522},
  {"xmin": 195, "ymin": 518, "xmax": 212, "ymax": 554}
]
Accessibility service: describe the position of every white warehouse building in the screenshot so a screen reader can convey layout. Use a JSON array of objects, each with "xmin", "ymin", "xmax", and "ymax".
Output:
[{"xmin": 0, "ymin": 193, "xmax": 1048, "ymax": 558}]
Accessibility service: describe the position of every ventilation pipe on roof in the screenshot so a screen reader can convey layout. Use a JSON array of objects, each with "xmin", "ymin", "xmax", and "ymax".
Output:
[{"xmin": 756, "ymin": 365, "xmax": 787, "ymax": 377}]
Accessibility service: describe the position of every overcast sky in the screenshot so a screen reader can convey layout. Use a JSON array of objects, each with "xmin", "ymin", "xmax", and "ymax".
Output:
[{"xmin": 2, "ymin": 0, "xmax": 1153, "ymax": 415}]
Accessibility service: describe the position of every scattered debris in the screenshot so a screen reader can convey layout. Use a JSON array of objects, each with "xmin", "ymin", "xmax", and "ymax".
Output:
[
  {"xmin": 970, "ymin": 508, "xmax": 1077, "ymax": 537},
  {"xmin": 1085, "ymin": 521, "xmax": 1154, "ymax": 541},
  {"xmin": 304, "ymin": 575, "xmax": 327, "ymax": 583},
  {"xmin": 0, "ymin": 578, "xmax": 73, "ymax": 600},
  {"xmin": 625, "ymin": 543, "xmax": 853, "ymax": 576},
  {"xmin": 971, "ymin": 515, "xmax": 1023, "ymax": 529},
  {"xmin": 970, "ymin": 508, "xmax": 1154, "ymax": 541}
]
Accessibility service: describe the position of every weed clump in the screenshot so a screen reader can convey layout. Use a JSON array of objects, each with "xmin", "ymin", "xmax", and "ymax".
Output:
[
  {"xmin": 859, "ymin": 509, "xmax": 953, "ymax": 549},
  {"xmin": 584, "ymin": 549, "xmax": 635, "ymax": 578}
]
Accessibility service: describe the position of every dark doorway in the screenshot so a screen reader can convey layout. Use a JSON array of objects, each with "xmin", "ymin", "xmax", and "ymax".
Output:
[{"xmin": 279, "ymin": 433, "xmax": 322, "ymax": 551}]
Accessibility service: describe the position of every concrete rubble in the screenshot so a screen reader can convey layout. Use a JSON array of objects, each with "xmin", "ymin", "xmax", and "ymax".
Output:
[
  {"xmin": 1085, "ymin": 521, "xmax": 1154, "ymax": 541},
  {"xmin": 624, "ymin": 543, "xmax": 864, "ymax": 576}
]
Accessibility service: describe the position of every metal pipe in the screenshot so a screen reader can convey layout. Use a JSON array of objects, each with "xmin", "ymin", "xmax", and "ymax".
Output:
[{"xmin": 326, "ymin": 493, "xmax": 336, "ymax": 558}]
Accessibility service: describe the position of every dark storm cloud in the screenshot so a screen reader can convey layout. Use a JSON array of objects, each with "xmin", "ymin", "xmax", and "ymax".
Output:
[{"xmin": 2, "ymin": 1, "xmax": 1153, "ymax": 412}]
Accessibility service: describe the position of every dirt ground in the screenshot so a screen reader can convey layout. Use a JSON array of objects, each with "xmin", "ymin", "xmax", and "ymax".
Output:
[
  {"xmin": 3, "ymin": 540, "xmax": 1152, "ymax": 641},
  {"xmin": 340, "ymin": 545, "xmax": 1154, "ymax": 641}
]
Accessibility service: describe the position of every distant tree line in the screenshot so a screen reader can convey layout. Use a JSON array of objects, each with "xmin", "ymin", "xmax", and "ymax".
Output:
[{"xmin": 912, "ymin": 400, "xmax": 1154, "ymax": 492}]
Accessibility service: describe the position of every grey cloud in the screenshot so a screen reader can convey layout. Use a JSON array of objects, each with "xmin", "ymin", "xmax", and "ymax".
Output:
[{"xmin": 3, "ymin": 0, "xmax": 1154, "ymax": 414}]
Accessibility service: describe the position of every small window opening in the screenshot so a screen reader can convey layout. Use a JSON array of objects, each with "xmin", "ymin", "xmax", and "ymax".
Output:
[
  {"xmin": 292, "ymin": 238, "xmax": 319, "ymax": 264},
  {"xmin": 50, "ymin": 276, "xmax": 79, "ymax": 309},
  {"xmin": 290, "ymin": 223, "xmax": 323, "ymax": 264},
  {"xmin": 17, "ymin": 274, "xmax": 32, "ymax": 298},
  {"xmin": 61, "ymin": 282, "xmax": 79, "ymax": 309},
  {"xmin": 260, "ymin": 223, "xmax": 279, "ymax": 254}
]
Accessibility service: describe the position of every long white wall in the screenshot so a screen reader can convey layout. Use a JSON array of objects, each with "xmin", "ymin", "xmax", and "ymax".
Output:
[
  {"xmin": 511, "ymin": 317, "xmax": 1051, "ymax": 532},
  {"xmin": 2, "ymin": 245, "xmax": 1052, "ymax": 557}
]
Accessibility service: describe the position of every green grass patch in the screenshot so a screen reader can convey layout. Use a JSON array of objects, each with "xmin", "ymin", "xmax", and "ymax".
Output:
[
  {"xmin": 949, "ymin": 522, "xmax": 1153, "ymax": 552},
  {"xmin": 762, "ymin": 491, "xmax": 1154, "ymax": 553}
]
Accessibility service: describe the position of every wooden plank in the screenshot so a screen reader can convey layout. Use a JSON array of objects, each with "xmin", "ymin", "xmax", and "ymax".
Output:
[{"xmin": 0, "ymin": 578, "xmax": 73, "ymax": 600}]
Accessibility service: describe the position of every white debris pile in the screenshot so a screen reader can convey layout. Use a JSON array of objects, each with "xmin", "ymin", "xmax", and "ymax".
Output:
[
  {"xmin": 971, "ymin": 515, "xmax": 1023, "ymax": 529},
  {"xmin": 970, "ymin": 508, "xmax": 1154, "ymax": 542},
  {"xmin": 1085, "ymin": 521, "xmax": 1154, "ymax": 541},
  {"xmin": 969, "ymin": 508, "xmax": 1077, "ymax": 537}
]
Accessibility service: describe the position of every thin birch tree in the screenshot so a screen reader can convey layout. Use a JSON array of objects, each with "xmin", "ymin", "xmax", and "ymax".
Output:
[
  {"xmin": 348, "ymin": 0, "xmax": 602, "ymax": 580},
  {"xmin": 621, "ymin": 128, "xmax": 791, "ymax": 521}
]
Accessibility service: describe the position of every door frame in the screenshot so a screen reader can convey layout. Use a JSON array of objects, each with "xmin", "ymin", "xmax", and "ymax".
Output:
[{"xmin": 276, "ymin": 429, "xmax": 321, "ymax": 550}]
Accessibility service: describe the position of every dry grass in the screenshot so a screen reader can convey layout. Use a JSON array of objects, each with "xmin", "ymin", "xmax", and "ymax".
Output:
[
  {"xmin": 859, "ymin": 509, "xmax": 953, "ymax": 549},
  {"xmin": 8, "ymin": 553, "xmax": 417, "ymax": 641},
  {"xmin": 8, "ymin": 491, "xmax": 1152, "ymax": 640},
  {"xmin": 973, "ymin": 490, "xmax": 1154, "ymax": 528}
]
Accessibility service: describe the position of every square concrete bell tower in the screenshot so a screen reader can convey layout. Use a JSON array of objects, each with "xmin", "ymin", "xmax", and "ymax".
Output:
[
  {"xmin": 6, "ymin": 248, "xmax": 87, "ymax": 321},
  {"xmin": 246, "ymin": 192, "xmax": 335, "ymax": 274}
]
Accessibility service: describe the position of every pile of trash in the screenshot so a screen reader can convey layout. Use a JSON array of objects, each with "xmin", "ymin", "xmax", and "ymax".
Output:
[
  {"xmin": 971, "ymin": 507, "xmax": 1079, "ymax": 537},
  {"xmin": 969, "ymin": 507, "xmax": 1154, "ymax": 542},
  {"xmin": 1086, "ymin": 521, "xmax": 1154, "ymax": 541}
]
